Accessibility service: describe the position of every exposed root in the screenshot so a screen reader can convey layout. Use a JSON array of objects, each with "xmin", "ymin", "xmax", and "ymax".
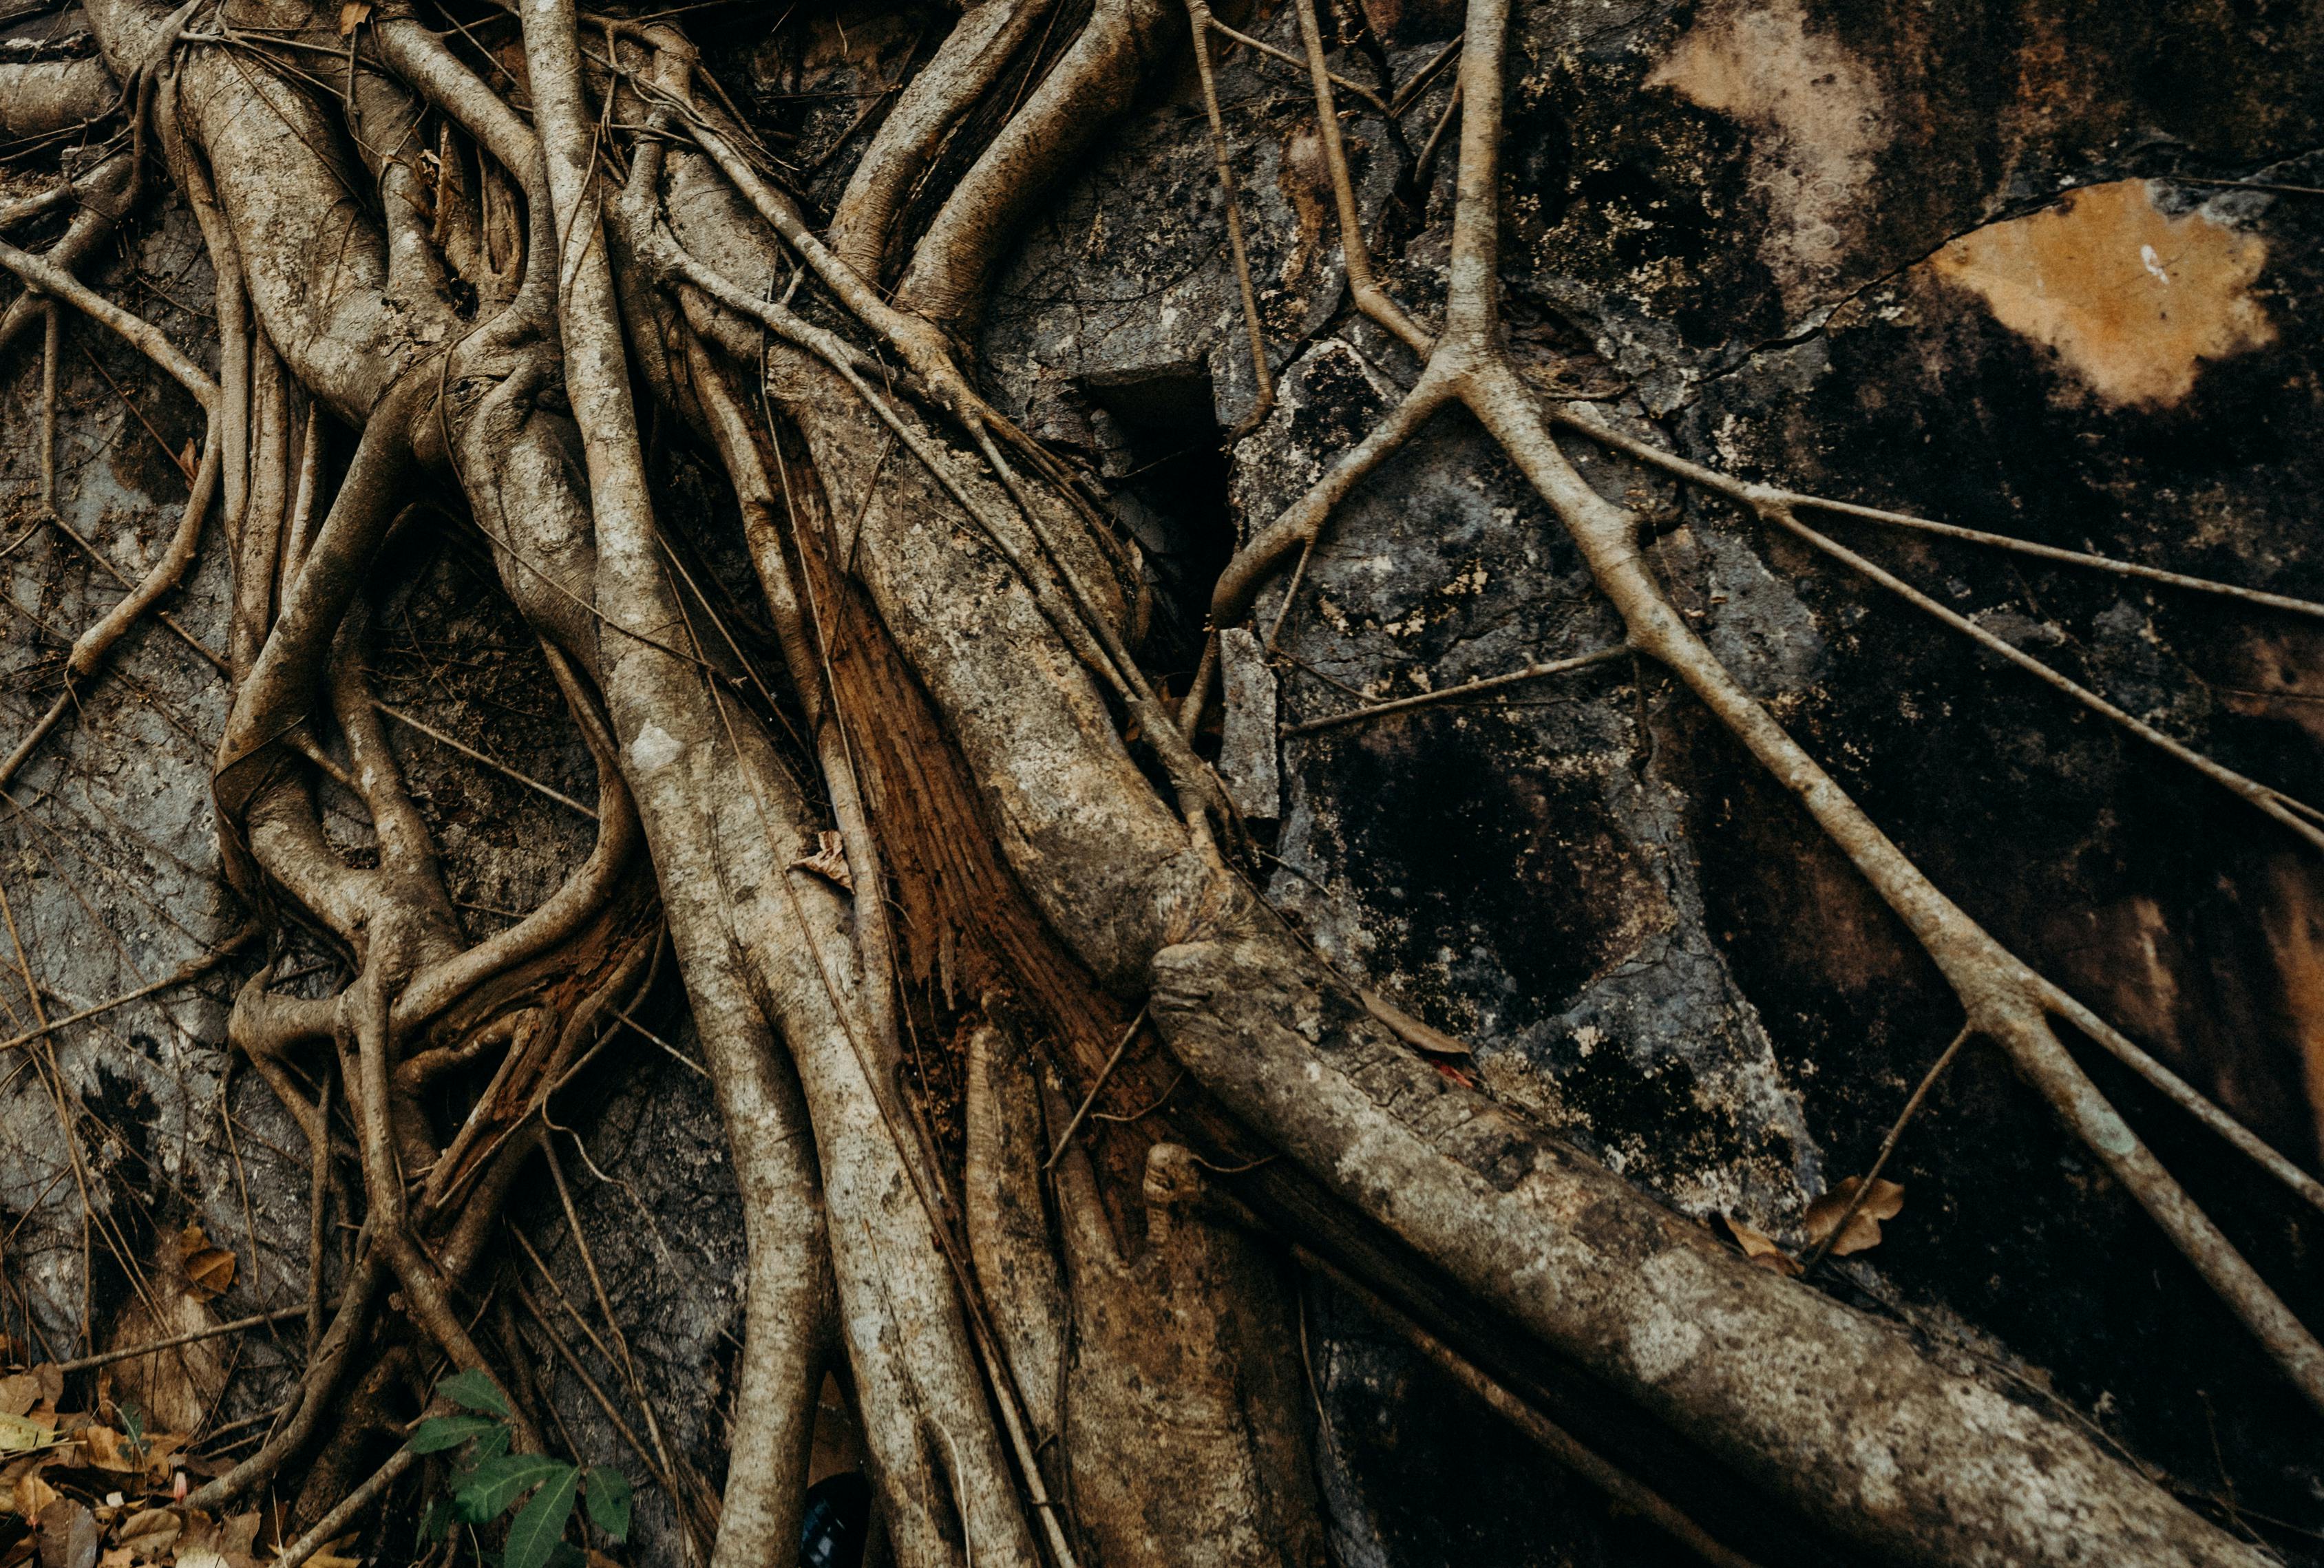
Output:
[{"xmin": 8, "ymin": 0, "xmax": 2311, "ymax": 1560}]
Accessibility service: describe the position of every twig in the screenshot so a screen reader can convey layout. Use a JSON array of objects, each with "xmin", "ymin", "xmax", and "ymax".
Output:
[
  {"xmin": 0, "ymin": 941, "xmax": 241, "ymax": 1054},
  {"xmin": 0, "ymin": 236, "xmax": 218, "ymax": 407},
  {"xmin": 1285, "ymin": 644, "xmax": 1627, "ymax": 735},
  {"xmin": 2169, "ymin": 176, "xmax": 2324, "ymax": 200},
  {"xmin": 541, "ymin": 1138, "xmax": 684, "ymax": 1487},
  {"xmin": 308, "ymin": 1072, "xmax": 332, "ymax": 1365},
  {"xmin": 1801, "ymin": 1025, "xmax": 1972, "ymax": 1277},
  {"xmin": 45, "ymin": 512, "xmax": 231, "ymax": 675},
  {"xmin": 609, "ymin": 1002, "xmax": 710, "ymax": 1079},
  {"xmin": 372, "ymin": 700, "xmax": 599, "ymax": 819},
  {"xmin": 1044, "ymin": 1005, "xmax": 1148, "ymax": 1169},
  {"xmin": 1291, "ymin": 1242, "xmax": 1762, "ymax": 1568},
  {"xmin": 43, "ymin": 1304, "xmax": 311, "ymax": 1375},
  {"xmin": 272, "ymin": 1445, "xmax": 416, "ymax": 1568},
  {"xmin": 1552, "ymin": 404, "xmax": 2324, "ymax": 624},
  {"xmin": 38, "ymin": 301, "xmax": 59, "ymax": 508},
  {"xmin": 1186, "ymin": 0, "xmax": 1274, "ymax": 434},
  {"xmin": 511, "ymin": 1278, "xmax": 675, "ymax": 1497}
]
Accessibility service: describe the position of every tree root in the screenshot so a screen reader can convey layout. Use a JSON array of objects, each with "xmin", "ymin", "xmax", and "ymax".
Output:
[{"xmin": 14, "ymin": 0, "xmax": 2314, "ymax": 1560}]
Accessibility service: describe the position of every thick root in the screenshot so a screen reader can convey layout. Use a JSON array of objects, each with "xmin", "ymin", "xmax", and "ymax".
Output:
[{"xmin": 1150, "ymin": 927, "xmax": 2270, "ymax": 1568}]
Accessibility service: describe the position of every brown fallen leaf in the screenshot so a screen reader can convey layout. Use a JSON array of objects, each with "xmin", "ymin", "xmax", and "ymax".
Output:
[
  {"xmin": 1804, "ymin": 1176, "xmax": 1905, "ymax": 1258},
  {"xmin": 1721, "ymin": 1214, "xmax": 1802, "ymax": 1277},
  {"xmin": 306, "ymin": 1532, "xmax": 363, "ymax": 1568},
  {"xmin": 336, "ymin": 0, "xmax": 370, "ymax": 30},
  {"xmin": 790, "ymin": 829, "xmax": 854, "ymax": 893},
  {"xmin": 114, "ymin": 1507, "xmax": 178, "ymax": 1559},
  {"xmin": 175, "ymin": 1225, "xmax": 235, "ymax": 1304},
  {"xmin": 0, "ymin": 1373, "xmax": 41, "ymax": 1419},
  {"xmin": 36, "ymin": 1497, "xmax": 96, "ymax": 1568},
  {"xmin": 14, "ymin": 1468, "xmax": 58, "ymax": 1522},
  {"xmin": 78, "ymin": 1429, "xmax": 142, "ymax": 1474}
]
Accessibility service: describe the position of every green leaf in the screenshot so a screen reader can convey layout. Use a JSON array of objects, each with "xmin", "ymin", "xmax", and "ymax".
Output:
[
  {"xmin": 408, "ymin": 1415, "xmax": 502, "ymax": 1455},
  {"xmin": 0, "ymin": 1412, "xmax": 63, "ymax": 1456},
  {"xmin": 501, "ymin": 1462, "xmax": 580, "ymax": 1568},
  {"xmin": 582, "ymin": 1466, "xmax": 632, "ymax": 1542},
  {"xmin": 421, "ymin": 1498, "xmax": 455, "ymax": 1544},
  {"xmin": 452, "ymin": 1453, "xmax": 568, "ymax": 1524},
  {"xmin": 545, "ymin": 1545, "xmax": 587, "ymax": 1568},
  {"xmin": 469, "ymin": 1423, "xmax": 513, "ymax": 1465},
  {"xmin": 437, "ymin": 1368, "xmax": 511, "ymax": 1419}
]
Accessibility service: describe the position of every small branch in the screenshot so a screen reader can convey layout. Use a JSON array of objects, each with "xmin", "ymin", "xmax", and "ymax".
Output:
[
  {"xmin": 1202, "ymin": 14, "xmax": 1392, "ymax": 119},
  {"xmin": 1801, "ymin": 1024, "xmax": 1972, "ymax": 1277},
  {"xmin": 1550, "ymin": 405, "xmax": 2324, "ymax": 626},
  {"xmin": 0, "ymin": 235, "xmax": 218, "ymax": 408},
  {"xmin": 272, "ymin": 1445, "xmax": 416, "ymax": 1568},
  {"xmin": 0, "ymin": 940, "xmax": 242, "ymax": 1055},
  {"xmin": 47, "ymin": 512, "xmax": 232, "ymax": 675},
  {"xmin": 2044, "ymin": 986, "xmax": 2324, "ymax": 1218},
  {"xmin": 372, "ymin": 700, "xmax": 599, "ymax": 819},
  {"xmin": 1044, "ymin": 1004, "xmax": 1148, "ymax": 1169},
  {"xmin": 44, "ymin": 1304, "xmax": 310, "ymax": 1375},
  {"xmin": 1186, "ymin": 0, "xmax": 1275, "ymax": 434},
  {"xmin": 1284, "ymin": 644, "xmax": 1627, "ymax": 735}
]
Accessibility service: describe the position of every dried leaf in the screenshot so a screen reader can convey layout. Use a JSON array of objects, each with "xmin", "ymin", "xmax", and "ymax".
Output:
[
  {"xmin": 114, "ymin": 1507, "xmax": 178, "ymax": 1558},
  {"xmin": 336, "ymin": 0, "xmax": 370, "ymax": 30},
  {"xmin": 1804, "ymin": 1176, "xmax": 1906, "ymax": 1258},
  {"xmin": 36, "ymin": 1498, "xmax": 96, "ymax": 1568},
  {"xmin": 306, "ymin": 1534, "xmax": 363, "ymax": 1568},
  {"xmin": 0, "ymin": 1375, "xmax": 40, "ymax": 1420},
  {"xmin": 175, "ymin": 1225, "xmax": 235, "ymax": 1304},
  {"xmin": 14, "ymin": 1470, "xmax": 57, "ymax": 1523},
  {"xmin": 790, "ymin": 830, "xmax": 853, "ymax": 893},
  {"xmin": 217, "ymin": 1511, "xmax": 261, "ymax": 1557},
  {"xmin": 1722, "ymin": 1214, "xmax": 1802, "ymax": 1276},
  {"xmin": 80, "ymin": 1429, "xmax": 143, "ymax": 1474}
]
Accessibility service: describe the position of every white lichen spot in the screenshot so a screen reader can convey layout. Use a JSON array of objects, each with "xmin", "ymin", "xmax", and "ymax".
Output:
[
  {"xmin": 629, "ymin": 723, "xmax": 685, "ymax": 773},
  {"xmin": 1626, "ymin": 1285, "xmax": 1707, "ymax": 1384},
  {"xmin": 1649, "ymin": 0, "xmax": 1886, "ymax": 312}
]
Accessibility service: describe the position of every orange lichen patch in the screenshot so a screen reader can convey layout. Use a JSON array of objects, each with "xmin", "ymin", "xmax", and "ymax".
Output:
[
  {"xmin": 1648, "ymin": 0, "xmax": 1885, "ymax": 310},
  {"xmin": 1929, "ymin": 180, "xmax": 2274, "ymax": 409}
]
